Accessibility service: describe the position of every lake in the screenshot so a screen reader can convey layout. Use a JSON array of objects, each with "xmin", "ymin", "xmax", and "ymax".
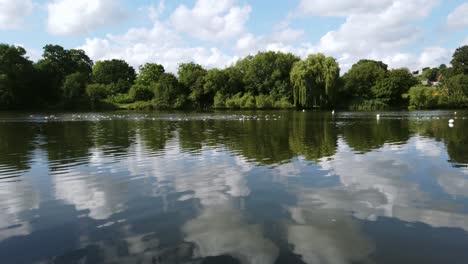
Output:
[{"xmin": 0, "ymin": 110, "xmax": 467, "ymax": 264}]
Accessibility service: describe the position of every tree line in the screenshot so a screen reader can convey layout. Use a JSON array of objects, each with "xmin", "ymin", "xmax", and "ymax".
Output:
[{"xmin": 1, "ymin": 43, "xmax": 467, "ymax": 110}]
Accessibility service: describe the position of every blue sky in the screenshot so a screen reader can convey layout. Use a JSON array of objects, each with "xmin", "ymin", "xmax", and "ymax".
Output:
[{"xmin": 0, "ymin": 0, "xmax": 467, "ymax": 72}]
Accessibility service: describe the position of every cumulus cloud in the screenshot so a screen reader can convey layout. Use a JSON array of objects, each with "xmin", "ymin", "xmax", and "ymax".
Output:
[
  {"xmin": 47, "ymin": 0, "xmax": 126, "ymax": 35},
  {"xmin": 313, "ymin": 0, "xmax": 440, "ymax": 70},
  {"xmin": 79, "ymin": 21, "xmax": 235, "ymax": 73},
  {"xmin": 297, "ymin": 0, "xmax": 393, "ymax": 17},
  {"xmin": 170, "ymin": 0, "xmax": 251, "ymax": 42},
  {"xmin": 0, "ymin": 0, "xmax": 33, "ymax": 30},
  {"xmin": 75, "ymin": 0, "xmax": 455, "ymax": 74},
  {"xmin": 447, "ymin": 3, "xmax": 468, "ymax": 29}
]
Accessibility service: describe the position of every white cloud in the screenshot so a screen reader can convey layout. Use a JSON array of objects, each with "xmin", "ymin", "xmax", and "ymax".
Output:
[
  {"xmin": 80, "ymin": 23, "xmax": 235, "ymax": 73},
  {"xmin": 418, "ymin": 47, "xmax": 452, "ymax": 68},
  {"xmin": 47, "ymin": 0, "xmax": 126, "ymax": 35},
  {"xmin": 297, "ymin": 0, "xmax": 393, "ymax": 17},
  {"xmin": 0, "ymin": 0, "xmax": 33, "ymax": 30},
  {"xmin": 447, "ymin": 3, "xmax": 468, "ymax": 29},
  {"xmin": 170, "ymin": 0, "xmax": 251, "ymax": 42},
  {"xmin": 76, "ymin": 0, "xmax": 454, "ymax": 74},
  {"xmin": 313, "ymin": 0, "xmax": 440, "ymax": 71}
]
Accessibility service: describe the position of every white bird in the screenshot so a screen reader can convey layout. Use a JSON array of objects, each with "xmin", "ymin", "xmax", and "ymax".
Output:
[
  {"xmin": 302, "ymin": 109, "xmax": 305, "ymax": 112},
  {"xmin": 449, "ymin": 119, "xmax": 455, "ymax": 123},
  {"xmin": 332, "ymin": 110, "xmax": 335, "ymax": 115},
  {"xmin": 454, "ymin": 112, "xmax": 457, "ymax": 115},
  {"xmin": 376, "ymin": 114, "xmax": 381, "ymax": 119}
]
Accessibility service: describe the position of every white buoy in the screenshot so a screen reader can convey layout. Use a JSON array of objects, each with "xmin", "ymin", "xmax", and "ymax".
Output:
[{"xmin": 449, "ymin": 123, "xmax": 454, "ymax": 128}]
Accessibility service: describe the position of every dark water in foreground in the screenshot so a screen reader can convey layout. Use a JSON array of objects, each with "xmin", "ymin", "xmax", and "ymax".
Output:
[{"xmin": 0, "ymin": 110, "xmax": 468, "ymax": 264}]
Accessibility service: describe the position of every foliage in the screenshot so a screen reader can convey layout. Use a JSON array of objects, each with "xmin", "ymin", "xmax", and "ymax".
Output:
[
  {"xmin": 92, "ymin": 59, "xmax": 136, "ymax": 94},
  {"xmin": 129, "ymin": 84, "xmax": 154, "ymax": 102},
  {"xmin": 445, "ymin": 74, "xmax": 468, "ymax": 96},
  {"xmin": 350, "ymin": 99, "xmax": 389, "ymax": 111},
  {"xmin": 421, "ymin": 67, "xmax": 439, "ymax": 82},
  {"xmin": 136, "ymin": 63, "xmax": 165, "ymax": 86},
  {"xmin": 0, "ymin": 44, "xmax": 36, "ymax": 108},
  {"xmin": 152, "ymin": 73, "xmax": 186, "ymax": 109},
  {"xmin": 406, "ymin": 85, "xmax": 440, "ymax": 110},
  {"xmin": 236, "ymin": 51, "xmax": 299, "ymax": 99},
  {"xmin": 290, "ymin": 53, "xmax": 340, "ymax": 108},
  {"xmin": 1, "ymin": 42, "xmax": 468, "ymax": 111},
  {"xmin": 451, "ymin": 45, "xmax": 468, "ymax": 75},
  {"xmin": 341, "ymin": 59, "xmax": 387, "ymax": 103},
  {"xmin": 178, "ymin": 63, "xmax": 208, "ymax": 108},
  {"xmin": 62, "ymin": 72, "xmax": 89, "ymax": 107},
  {"xmin": 371, "ymin": 68, "xmax": 419, "ymax": 107},
  {"xmin": 86, "ymin": 84, "xmax": 111, "ymax": 105}
]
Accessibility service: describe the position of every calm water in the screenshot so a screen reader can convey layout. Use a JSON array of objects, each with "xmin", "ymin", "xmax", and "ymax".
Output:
[{"xmin": 0, "ymin": 110, "xmax": 468, "ymax": 264}]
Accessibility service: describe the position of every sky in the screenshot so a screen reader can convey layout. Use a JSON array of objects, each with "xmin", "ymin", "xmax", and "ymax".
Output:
[{"xmin": 0, "ymin": 0, "xmax": 467, "ymax": 73}]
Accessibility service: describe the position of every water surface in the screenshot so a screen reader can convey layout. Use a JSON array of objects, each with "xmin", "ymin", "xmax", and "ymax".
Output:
[{"xmin": 0, "ymin": 111, "xmax": 467, "ymax": 264}]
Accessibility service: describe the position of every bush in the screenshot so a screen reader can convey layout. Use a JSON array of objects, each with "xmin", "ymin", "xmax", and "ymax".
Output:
[
  {"xmin": 240, "ymin": 93, "xmax": 256, "ymax": 109},
  {"xmin": 108, "ymin": 93, "xmax": 133, "ymax": 104},
  {"xmin": 350, "ymin": 99, "xmax": 389, "ymax": 111},
  {"xmin": 407, "ymin": 85, "xmax": 439, "ymax": 110},
  {"xmin": 129, "ymin": 84, "xmax": 154, "ymax": 102},
  {"xmin": 86, "ymin": 84, "xmax": 111, "ymax": 103},
  {"xmin": 225, "ymin": 93, "xmax": 242, "ymax": 109},
  {"xmin": 274, "ymin": 97, "xmax": 294, "ymax": 109},
  {"xmin": 255, "ymin": 94, "xmax": 273, "ymax": 109},
  {"xmin": 213, "ymin": 92, "xmax": 226, "ymax": 109}
]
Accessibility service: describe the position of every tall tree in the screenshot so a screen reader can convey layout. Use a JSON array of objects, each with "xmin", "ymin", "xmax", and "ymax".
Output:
[
  {"xmin": 290, "ymin": 54, "xmax": 340, "ymax": 108},
  {"xmin": 136, "ymin": 63, "xmax": 165, "ymax": 86},
  {"xmin": 235, "ymin": 51, "xmax": 299, "ymax": 99},
  {"xmin": 0, "ymin": 44, "xmax": 35, "ymax": 109},
  {"xmin": 152, "ymin": 73, "xmax": 186, "ymax": 109},
  {"xmin": 341, "ymin": 59, "xmax": 388, "ymax": 101},
  {"xmin": 451, "ymin": 45, "xmax": 468, "ymax": 75},
  {"xmin": 92, "ymin": 59, "xmax": 136, "ymax": 94},
  {"xmin": 371, "ymin": 68, "xmax": 419, "ymax": 107},
  {"xmin": 178, "ymin": 63, "xmax": 207, "ymax": 108}
]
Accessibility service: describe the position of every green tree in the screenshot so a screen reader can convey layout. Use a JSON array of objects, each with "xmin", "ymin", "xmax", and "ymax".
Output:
[
  {"xmin": 178, "ymin": 63, "xmax": 208, "ymax": 108},
  {"xmin": 35, "ymin": 45, "xmax": 93, "ymax": 105},
  {"xmin": 136, "ymin": 63, "xmax": 165, "ymax": 86},
  {"xmin": 421, "ymin": 67, "xmax": 439, "ymax": 82},
  {"xmin": 445, "ymin": 74, "xmax": 468, "ymax": 96},
  {"xmin": 129, "ymin": 84, "xmax": 154, "ymax": 101},
  {"xmin": 0, "ymin": 44, "xmax": 36, "ymax": 109},
  {"xmin": 235, "ymin": 51, "xmax": 299, "ymax": 99},
  {"xmin": 290, "ymin": 53, "xmax": 340, "ymax": 108},
  {"xmin": 62, "ymin": 72, "xmax": 89, "ymax": 107},
  {"xmin": 407, "ymin": 85, "xmax": 439, "ymax": 109},
  {"xmin": 341, "ymin": 59, "xmax": 388, "ymax": 102},
  {"xmin": 371, "ymin": 68, "xmax": 419, "ymax": 107},
  {"xmin": 152, "ymin": 73, "xmax": 185, "ymax": 109},
  {"xmin": 92, "ymin": 59, "xmax": 136, "ymax": 94},
  {"xmin": 86, "ymin": 83, "xmax": 111, "ymax": 107},
  {"xmin": 451, "ymin": 45, "xmax": 468, "ymax": 75}
]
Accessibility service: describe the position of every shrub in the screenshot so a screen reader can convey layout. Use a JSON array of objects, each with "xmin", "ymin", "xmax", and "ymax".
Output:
[
  {"xmin": 407, "ymin": 85, "xmax": 439, "ymax": 110},
  {"xmin": 213, "ymin": 92, "xmax": 227, "ymax": 109},
  {"xmin": 129, "ymin": 84, "xmax": 154, "ymax": 102},
  {"xmin": 255, "ymin": 94, "xmax": 273, "ymax": 109},
  {"xmin": 240, "ymin": 93, "xmax": 256, "ymax": 109},
  {"xmin": 350, "ymin": 99, "xmax": 389, "ymax": 111},
  {"xmin": 86, "ymin": 84, "xmax": 111, "ymax": 103},
  {"xmin": 274, "ymin": 97, "xmax": 294, "ymax": 109}
]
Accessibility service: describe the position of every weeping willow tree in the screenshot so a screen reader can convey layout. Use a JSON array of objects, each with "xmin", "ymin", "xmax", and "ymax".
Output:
[{"xmin": 290, "ymin": 53, "xmax": 340, "ymax": 108}]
